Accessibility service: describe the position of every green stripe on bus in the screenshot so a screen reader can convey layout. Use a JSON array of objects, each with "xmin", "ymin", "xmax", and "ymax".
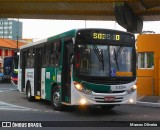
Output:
[{"xmin": 82, "ymin": 82, "xmax": 110, "ymax": 93}]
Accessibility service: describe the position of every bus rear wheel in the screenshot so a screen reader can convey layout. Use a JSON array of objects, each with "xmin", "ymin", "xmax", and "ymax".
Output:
[
  {"xmin": 51, "ymin": 88, "xmax": 63, "ymax": 111},
  {"xmin": 26, "ymin": 84, "xmax": 34, "ymax": 102}
]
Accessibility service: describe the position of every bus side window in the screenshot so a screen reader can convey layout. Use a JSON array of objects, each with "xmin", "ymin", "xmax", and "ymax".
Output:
[
  {"xmin": 30, "ymin": 49, "xmax": 34, "ymax": 68},
  {"xmin": 51, "ymin": 42, "xmax": 61, "ymax": 67},
  {"xmin": 42, "ymin": 45, "xmax": 46, "ymax": 67},
  {"xmin": 26, "ymin": 48, "xmax": 34, "ymax": 68},
  {"xmin": 46, "ymin": 44, "xmax": 51, "ymax": 67},
  {"xmin": 26, "ymin": 49, "xmax": 30, "ymax": 68}
]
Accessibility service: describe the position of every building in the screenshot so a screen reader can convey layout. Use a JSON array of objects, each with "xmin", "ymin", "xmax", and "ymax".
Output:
[
  {"xmin": 0, "ymin": 38, "xmax": 26, "ymax": 72},
  {"xmin": 0, "ymin": 19, "xmax": 22, "ymax": 40},
  {"xmin": 137, "ymin": 34, "xmax": 160, "ymax": 96}
]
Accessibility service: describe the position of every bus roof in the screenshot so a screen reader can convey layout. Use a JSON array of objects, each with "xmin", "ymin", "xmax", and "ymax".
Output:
[
  {"xmin": 20, "ymin": 29, "xmax": 77, "ymax": 49},
  {"xmin": 20, "ymin": 28, "xmax": 133, "ymax": 50}
]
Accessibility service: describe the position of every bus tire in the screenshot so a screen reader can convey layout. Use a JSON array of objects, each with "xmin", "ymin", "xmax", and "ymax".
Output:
[
  {"xmin": 51, "ymin": 88, "xmax": 63, "ymax": 111},
  {"xmin": 26, "ymin": 83, "xmax": 34, "ymax": 102},
  {"xmin": 100, "ymin": 105, "xmax": 115, "ymax": 110}
]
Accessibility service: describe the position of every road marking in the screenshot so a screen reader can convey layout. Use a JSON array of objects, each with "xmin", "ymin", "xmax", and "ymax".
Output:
[
  {"xmin": 136, "ymin": 101, "xmax": 160, "ymax": 108},
  {"xmin": 0, "ymin": 101, "xmax": 39, "ymax": 111},
  {"xmin": 0, "ymin": 88, "xmax": 17, "ymax": 93}
]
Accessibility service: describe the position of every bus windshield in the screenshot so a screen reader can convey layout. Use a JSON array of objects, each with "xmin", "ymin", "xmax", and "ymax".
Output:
[{"xmin": 74, "ymin": 44, "xmax": 134, "ymax": 78}]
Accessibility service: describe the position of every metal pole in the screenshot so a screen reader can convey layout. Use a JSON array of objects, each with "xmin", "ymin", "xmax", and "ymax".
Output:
[
  {"xmin": 16, "ymin": 19, "xmax": 19, "ymax": 52},
  {"xmin": 2, "ymin": 19, "xmax": 4, "ymax": 38}
]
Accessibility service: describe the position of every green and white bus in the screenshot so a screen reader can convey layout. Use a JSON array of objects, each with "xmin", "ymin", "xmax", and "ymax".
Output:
[{"xmin": 18, "ymin": 28, "xmax": 137, "ymax": 110}]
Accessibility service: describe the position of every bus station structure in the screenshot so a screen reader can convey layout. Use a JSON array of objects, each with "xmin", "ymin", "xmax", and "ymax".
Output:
[
  {"xmin": 137, "ymin": 34, "xmax": 160, "ymax": 96},
  {"xmin": 0, "ymin": 0, "xmax": 160, "ymax": 34}
]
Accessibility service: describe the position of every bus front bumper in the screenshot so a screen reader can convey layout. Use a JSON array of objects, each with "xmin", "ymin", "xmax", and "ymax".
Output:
[{"xmin": 71, "ymin": 89, "xmax": 137, "ymax": 106}]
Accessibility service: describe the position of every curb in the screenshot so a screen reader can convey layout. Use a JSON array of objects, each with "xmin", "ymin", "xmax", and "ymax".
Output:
[{"xmin": 136, "ymin": 101, "xmax": 160, "ymax": 108}]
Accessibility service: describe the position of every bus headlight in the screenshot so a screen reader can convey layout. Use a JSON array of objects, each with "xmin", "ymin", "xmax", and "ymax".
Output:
[
  {"xmin": 80, "ymin": 99, "xmax": 87, "ymax": 105},
  {"xmin": 131, "ymin": 85, "xmax": 137, "ymax": 92},
  {"xmin": 74, "ymin": 82, "xmax": 92, "ymax": 95},
  {"xmin": 129, "ymin": 99, "xmax": 134, "ymax": 103},
  {"xmin": 127, "ymin": 85, "xmax": 137, "ymax": 94},
  {"xmin": 75, "ymin": 82, "xmax": 83, "ymax": 91}
]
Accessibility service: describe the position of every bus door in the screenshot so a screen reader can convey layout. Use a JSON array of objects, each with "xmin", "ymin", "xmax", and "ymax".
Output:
[
  {"xmin": 62, "ymin": 39, "xmax": 73, "ymax": 103},
  {"xmin": 21, "ymin": 51, "xmax": 27, "ymax": 92},
  {"xmin": 34, "ymin": 48, "xmax": 42, "ymax": 96}
]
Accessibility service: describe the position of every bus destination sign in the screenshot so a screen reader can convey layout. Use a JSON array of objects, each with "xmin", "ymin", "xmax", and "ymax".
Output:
[{"xmin": 92, "ymin": 32, "xmax": 120, "ymax": 41}]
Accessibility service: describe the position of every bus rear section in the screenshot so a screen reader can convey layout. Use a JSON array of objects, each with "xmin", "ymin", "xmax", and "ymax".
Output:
[
  {"xmin": 0, "ymin": 57, "xmax": 11, "ymax": 83},
  {"xmin": 0, "ymin": 54, "xmax": 19, "ymax": 84},
  {"xmin": 18, "ymin": 29, "xmax": 137, "ymax": 111},
  {"xmin": 0, "ymin": 56, "xmax": 18, "ymax": 83}
]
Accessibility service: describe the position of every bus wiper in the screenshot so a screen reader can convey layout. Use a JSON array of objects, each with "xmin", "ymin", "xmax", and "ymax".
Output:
[
  {"xmin": 100, "ymin": 50, "xmax": 104, "ymax": 72},
  {"xmin": 92, "ymin": 45, "xmax": 104, "ymax": 71},
  {"xmin": 114, "ymin": 48, "xmax": 119, "ymax": 71},
  {"xmin": 115, "ymin": 46, "xmax": 124, "ymax": 59},
  {"xmin": 113, "ymin": 46, "xmax": 124, "ymax": 71}
]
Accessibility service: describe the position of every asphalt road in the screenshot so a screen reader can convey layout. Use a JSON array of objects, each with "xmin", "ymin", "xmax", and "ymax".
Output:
[{"xmin": 0, "ymin": 83, "xmax": 160, "ymax": 129}]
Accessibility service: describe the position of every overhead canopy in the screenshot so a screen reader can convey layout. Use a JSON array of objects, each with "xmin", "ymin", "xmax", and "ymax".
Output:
[{"xmin": 0, "ymin": 0, "xmax": 160, "ymax": 21}]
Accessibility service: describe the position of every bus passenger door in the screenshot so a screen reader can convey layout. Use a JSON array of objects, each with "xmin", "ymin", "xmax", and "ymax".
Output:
[
  {"xmin": 61, "ymin": 39, "xmax": 73, "ymax": 104},
  {"xmin": 21, "ymin": 51, "xmax": 26, "ymax": 92},
  {"xmin": 34, "ymin": 48, "xmax": 42, "ymax": 96}
]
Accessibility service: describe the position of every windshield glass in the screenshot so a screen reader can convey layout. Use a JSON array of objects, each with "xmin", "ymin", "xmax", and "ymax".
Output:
[{"xmin": 74, "ymin": 44, "xmax": 133, "ymax": 77}]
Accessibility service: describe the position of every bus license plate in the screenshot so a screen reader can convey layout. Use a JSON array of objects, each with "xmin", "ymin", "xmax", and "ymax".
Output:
[{"xmin": 104, "ymin": 97, "xmax": 115, "ymax": 101}]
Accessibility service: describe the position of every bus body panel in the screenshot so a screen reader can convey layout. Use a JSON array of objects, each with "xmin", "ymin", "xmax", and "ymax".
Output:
[
  {"xmin": 18, "ymin": 69, "xmax": 22, "ymax": 92},
  {"xmin": 41, "ymin": 68, "xmax": 46, "ymax": 99},
  {"xmin": 43, "ymin": 67, "xmax": 62, "ymax": 101},
  {"xmin": 45, "ymin": 67, "xmax": 57, "ymax": 101},
  {"xmin": 25, "ymin": 69, "xmax": 34, "ymax": 96}
]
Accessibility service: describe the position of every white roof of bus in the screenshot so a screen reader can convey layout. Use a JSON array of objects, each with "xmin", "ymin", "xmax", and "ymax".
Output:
[
  {"xmin": 20, "ymin": 38, "xmax": 47, "ymax": 49},
  {"xmin": 20, "ymin": 28, "xmax": 77, "ymax": 50}
]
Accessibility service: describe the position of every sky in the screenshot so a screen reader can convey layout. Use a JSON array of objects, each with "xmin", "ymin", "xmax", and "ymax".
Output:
[{"xmin": 18, "ymin": 19, "xmax": 160, "ymax": 41}]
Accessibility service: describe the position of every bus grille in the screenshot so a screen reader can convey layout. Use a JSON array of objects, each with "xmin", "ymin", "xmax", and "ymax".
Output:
[
  {"xmin": 96, "ymin": 101, "xmax": 122, "ymax": 103},
  {"xmin": 112, "ymin": 90, "xmax": 126, "ymax": 93},
  {"xmin": 93, "ymin": 90, "xmax": 126, "ymax": 94}
]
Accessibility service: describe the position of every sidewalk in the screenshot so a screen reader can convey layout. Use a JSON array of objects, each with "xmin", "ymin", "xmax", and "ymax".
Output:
[{"xmin": 137, "ymin": 95, "xmax": 160, "ymax": 108}]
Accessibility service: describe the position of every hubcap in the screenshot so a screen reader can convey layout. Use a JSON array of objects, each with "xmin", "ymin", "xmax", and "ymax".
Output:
[
  {"xmin": 53, "ymin": 91, "xmax": 60, "ymax": 107},
  {"xmin": 27, "ymin": 88, "xmax": 31, "ymax": 98}
]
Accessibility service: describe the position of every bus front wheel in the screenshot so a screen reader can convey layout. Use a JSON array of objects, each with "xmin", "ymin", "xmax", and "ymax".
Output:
[
  {"xmin": 26, "ymin": 83, "xmax": 34, "ymax": 102},
  {"xmin": 51, "ymin": 88, "xmax": 63, "ymax": 111}
]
